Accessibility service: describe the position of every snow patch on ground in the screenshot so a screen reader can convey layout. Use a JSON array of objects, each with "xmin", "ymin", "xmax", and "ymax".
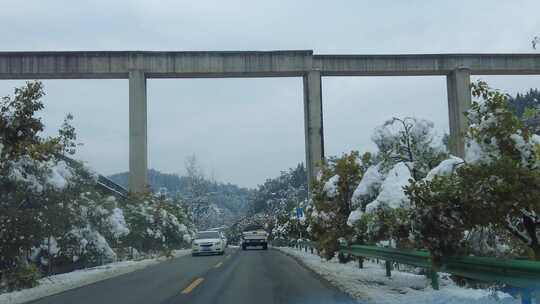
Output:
[
  {"xmin": 275, "ymin": 247, "xmax": 519, "ymax": 304},
  {"xmin": 0, "ymin": 250, "xmax": 190, "ymax": 304}
]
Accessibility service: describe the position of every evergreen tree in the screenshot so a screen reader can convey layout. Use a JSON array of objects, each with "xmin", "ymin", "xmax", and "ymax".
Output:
[{"xmin": 308, "ymin": 152, "xmax": 363, "ymax": 260}]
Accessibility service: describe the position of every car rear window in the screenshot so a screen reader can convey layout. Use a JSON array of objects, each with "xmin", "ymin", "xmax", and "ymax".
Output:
[
  {"xmin": 243, "ymin": 224, "xmax": 264, "ymax": 232},
  {"xmin": 196, "ymin": 232, "xmax": 220, "ymax": 239}
]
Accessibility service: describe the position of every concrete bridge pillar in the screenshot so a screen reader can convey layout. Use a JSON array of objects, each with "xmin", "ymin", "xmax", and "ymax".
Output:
[
  {"xmin": 303, "ymin": 70, "xmax": 325, "ymax": 189},
  {"xmin": 129, "ymin": 70, "xmax": 148, "ymax": 193},
  {"xmin": 446, "ymin": 68, "xmax": 471, "ymax": 158}
]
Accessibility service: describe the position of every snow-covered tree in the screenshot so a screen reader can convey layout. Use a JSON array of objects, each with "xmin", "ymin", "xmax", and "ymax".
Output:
[
  {"xmin": 0, "ymin": 82, "xmax": 86, "ymax": 279},
  {"xmin": 0, "ymin": 82, "xmax": 195, "ymax": 291},
  {"xmin": 242, "ymin": 164, "xmax": 308, "ymax": 242},
  {"xmin": 347, "ymin": 117, "xmax": 446, "ymax": 248},
  {"xmin": 308, "ymin": 152, "xmax": 363, "ymax": 260},
  {"xmin": 407, "ymin": 81, "xmax": 540, "ymax": 261},
  {"xmin": 372, "ymin": 117, "xmax": 447, "ymax": 180},
  {"xmin": 123, "ymin": 193, "xmax": 193, "ymax": 254}
]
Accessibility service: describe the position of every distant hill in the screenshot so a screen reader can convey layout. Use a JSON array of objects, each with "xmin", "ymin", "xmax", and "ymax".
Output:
[{"xmin": 108, "ymin": 169, "xmax": 253, "ymax": 226}]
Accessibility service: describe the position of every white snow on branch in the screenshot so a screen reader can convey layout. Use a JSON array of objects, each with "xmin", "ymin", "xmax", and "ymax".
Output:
[
  {"xmin": 425, "ymin": 156, "xmax": 463, "ymax": 181},
  {"xmin": 323, "ymin": 175, "xmax": 339, "ymax": 198},
  {"xmin": 107, "ymin": 208, "xmax": 130, "ymax": 239},
  {"xmin": 366, "ymin": 162, "xmax": 411, "ymax": 213},
  {"xmin": 347, "ymin": 208, "xmax": 364, "ymax": 227},
  {"xmin": 46, "ymin": 160, "xmax": 73, "ymax": 190},
  {"xmin": 352, "ymin": 164, "xmax": 383, "ymax": 206}
]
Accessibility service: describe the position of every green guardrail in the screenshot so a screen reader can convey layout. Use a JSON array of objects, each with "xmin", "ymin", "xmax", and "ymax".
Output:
[
  {"xmin": 339, "ymin": 244, "xmax": 439, "ymax": 288},
  {"xmin": 292, "ymin": 241, "xmax": 540, "ymax": 304}
]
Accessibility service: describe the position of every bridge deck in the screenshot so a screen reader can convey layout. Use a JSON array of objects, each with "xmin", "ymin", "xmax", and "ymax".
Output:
[{"xmin": 2, "ymin": 51, "xmax": 540, "ymax": 79}]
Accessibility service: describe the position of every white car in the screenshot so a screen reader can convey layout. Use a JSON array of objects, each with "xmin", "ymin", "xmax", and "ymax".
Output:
[{"xmin": 192, "ymin": 231, "xmax": 225, "ymax": 256}]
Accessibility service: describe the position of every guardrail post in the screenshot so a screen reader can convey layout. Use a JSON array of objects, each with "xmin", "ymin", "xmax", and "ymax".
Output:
[
  {"xmin": 429, "ymin": 269, "xmax": 439, "ymax": 290},
  {"xmin": 521, "ymin": 289, "xmax": 532, "ymax": 304},
  {"xmin": 385, "ymin": 260, "xmax": 392, "ymax": 277}
]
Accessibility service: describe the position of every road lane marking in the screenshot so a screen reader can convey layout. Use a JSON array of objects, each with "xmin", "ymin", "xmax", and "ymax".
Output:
[
  {"xmin": 214, "ymin": 262, "xmax": 223, "ymax": 268},
  {"xmin": 181, "ymin": 278, "xmax": 204, "ymax": 294}
]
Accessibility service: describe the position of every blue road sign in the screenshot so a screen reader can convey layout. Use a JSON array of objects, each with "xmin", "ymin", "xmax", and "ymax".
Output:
[{"xmin": 296, "ymin": 207, "xmax": 304, "ymax": 219}]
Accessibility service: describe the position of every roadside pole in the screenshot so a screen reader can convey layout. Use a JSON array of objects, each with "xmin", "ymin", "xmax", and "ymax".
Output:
[{"xmin": 296, "ymin": 206, "xmax": 304, "ymax": 241}]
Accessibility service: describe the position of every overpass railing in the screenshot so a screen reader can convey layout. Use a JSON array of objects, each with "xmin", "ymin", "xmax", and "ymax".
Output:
[
  {"xmin": 293, "ymin": 241, "xmax": 540, "ymax": 304},
  {"xmin": 97, "ymin": 175, "xmax": 129, "ymax": 198},
  {"xmin": 55, "ymin": 154, "xmax": 128, "ymax": 199}
]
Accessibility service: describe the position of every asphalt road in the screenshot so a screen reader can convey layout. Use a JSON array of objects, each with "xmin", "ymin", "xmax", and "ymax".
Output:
[{"xmin": 29, "ymin": 247, "xmax": 357, "ymax": 304}]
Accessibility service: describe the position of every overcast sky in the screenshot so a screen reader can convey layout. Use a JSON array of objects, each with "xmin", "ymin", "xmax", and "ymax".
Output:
[{"xmin": 1, "ymin": 0, "xmax": 540, "ymax": 187}]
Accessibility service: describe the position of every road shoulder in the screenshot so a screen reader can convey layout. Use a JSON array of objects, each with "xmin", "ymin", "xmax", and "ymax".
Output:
[{"xmin": 0, "ymin": 250, "xmax": 190, "ymax": 304}]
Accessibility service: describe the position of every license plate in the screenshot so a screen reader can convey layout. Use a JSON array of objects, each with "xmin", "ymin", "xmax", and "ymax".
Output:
[{"xmin": 202, "ymin": 247, "xmax": 210, "ymax": 251}]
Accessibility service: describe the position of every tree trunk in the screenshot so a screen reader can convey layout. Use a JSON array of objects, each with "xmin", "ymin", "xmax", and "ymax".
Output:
[
  {"xmin": 523, "ymin": 215, "xmax": 539, "ymax": 261},
  {"xmin": 47, "ymin": 236, "xmax": 52, "ymax": 275}
]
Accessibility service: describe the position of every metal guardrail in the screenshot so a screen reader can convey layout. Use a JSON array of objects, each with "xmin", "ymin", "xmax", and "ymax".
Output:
[
  {"xmin": 55, "ymin": 154, "xmax": 128, "ymax": 199},
  {"xmin": 97, "ymin": 175, "xmax": 129, "ymax": 198},
  {"xmin": 294, "ymin": 240, "xmax": 318, "ymax": 255},
  {"xmin": 339, "ymin": 244, "xmax": 439, "ymax": 288},
  {"xmin": 440, "ymin": 255, "xmax": 540, "ymax": 290},
  {"xmin": 293, "ymin": 241, "xmax": 540, "ymax": 304}
]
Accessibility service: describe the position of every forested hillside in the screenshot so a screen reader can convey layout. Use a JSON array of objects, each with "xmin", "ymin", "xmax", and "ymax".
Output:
[
  {"xmin": 225, "ymin": 164, "xmax": 308, "ymax": 243},
  {"xmin": 109, "ymin": 168, "xmax": 252, "ymax": 228}
]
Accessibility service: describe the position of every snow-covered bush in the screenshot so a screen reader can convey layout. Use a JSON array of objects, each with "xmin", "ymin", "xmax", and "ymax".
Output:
[
  {"xmin": 346, "ymin": 117, "xmax": 447, "ymax": 249},
  {"xmin": 364, "ymin": 162, "xmax": 412, "ymax": 213},
  {"xmin": 122, "ymin": 193, "xmax": 192, "ymax": 254},
  {"xmin": 0, "ymin": 82, "xmax": 89, "ymax": 279},
  {"xmin": 3, "ymin": 262, "xmax": 40, "ymax": 291},
  {"xmin": 308, "ymin": 152, "xmax": 363, "ymax": 260},
  {"xmin": 406, "ymin": 81, "xmax": 540, "ymax": 261},
  {"xmin": 0, "ymin": 82, "xmax": 195, "ymax": 292},
  {"xmin": 351, "ymin": 163, "xmax": 383, "ymax": 209},
  {"xmin": 372, "ymin": 117, "xmax": 447, "ymax": 180}
]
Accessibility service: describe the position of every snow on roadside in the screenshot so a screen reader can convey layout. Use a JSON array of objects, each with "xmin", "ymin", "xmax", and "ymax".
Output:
[
  {"xmin": 275, "ymin": 247, "xmax": 519, "ymax": 304},
  {"xmin": 0, "ymin": 249, "xmax": 190, "ymax": 304}
]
